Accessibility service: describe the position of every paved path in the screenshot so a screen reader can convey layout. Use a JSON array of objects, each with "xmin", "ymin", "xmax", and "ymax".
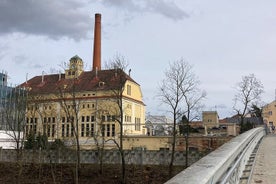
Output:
[{"xmin": 250, "ymin": 134, "xmax": 276, "ymax": 184}]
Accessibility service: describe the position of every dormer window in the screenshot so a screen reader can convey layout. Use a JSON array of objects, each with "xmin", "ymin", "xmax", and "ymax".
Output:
[{"xmin": 99, "ymin": 81, "xmax": 105, "ymax": 87}]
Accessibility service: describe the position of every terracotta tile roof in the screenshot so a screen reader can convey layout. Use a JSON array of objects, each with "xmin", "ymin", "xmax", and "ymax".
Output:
[{"xmin": 20, "ymin": 69, "xmax": 138, "ymax": 95}]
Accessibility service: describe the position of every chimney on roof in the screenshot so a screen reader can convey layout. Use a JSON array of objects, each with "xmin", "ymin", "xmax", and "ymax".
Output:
[
  {"xmin": 93, "ymin": 13, "xmax": 101, "ymax": 71},
  {"xmin": 42, "ymin": 71, "xmax": 45, "ymax": 83}
]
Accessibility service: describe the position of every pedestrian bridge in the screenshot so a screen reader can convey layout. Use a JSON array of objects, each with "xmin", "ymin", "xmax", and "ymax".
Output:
[{"xmin": 165, "ymin": 127, "xmax": 272, "ymax": 184}]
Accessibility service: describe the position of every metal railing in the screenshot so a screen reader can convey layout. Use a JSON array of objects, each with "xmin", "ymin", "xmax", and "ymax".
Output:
[{"xmin": 165, "ymin": 127, "xmax": 266, "ymax": 184}]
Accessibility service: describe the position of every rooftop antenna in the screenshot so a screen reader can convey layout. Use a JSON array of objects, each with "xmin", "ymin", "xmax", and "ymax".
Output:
[{"xmin": 128, "ymin": 69, "xmax": 131, "ymax": 77}]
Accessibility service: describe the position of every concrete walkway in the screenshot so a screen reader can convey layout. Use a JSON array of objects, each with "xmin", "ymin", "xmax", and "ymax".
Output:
[{"xmin": 250, "ymin": 134, "xmax": 276, "ymax": 184}]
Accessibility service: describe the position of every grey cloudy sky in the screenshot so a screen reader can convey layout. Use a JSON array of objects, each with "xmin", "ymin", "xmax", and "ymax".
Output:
[{"xmin": 0, "ymin": 0, "xmax": 276, "ymax": 118}]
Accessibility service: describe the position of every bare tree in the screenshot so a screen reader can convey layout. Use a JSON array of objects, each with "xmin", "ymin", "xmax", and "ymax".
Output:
[
  {"xmin": 0, "ymin": 86, "xmax": 27, "ymax": 183},
  {"xmin": 159, "ymin": 59, "xmax": 205, "ymax": 175},
  {"xmin": 1, "ymin": 87, "xmax": 27, "ymax": 150},
  {"xmin": 233, "ymin": 74, "xmax": 264, "ymax": 133},
  {"xmin": 181, "ymin": 82, "xmax": 206, "ymax": 168},
  {"xmin": 105, "ymin": 55, "xmax": 129, "ymax": 184},
  {"xmin": 92, "ymin": 107, "xmax": 109, "ymax": 175},
  {"xmin": 57, "ymin": 79, "xmax": 81, "ymax": 184},
  {"xmin": 104, "ymin": 53, "xmax": 129, "ymax": 71}
]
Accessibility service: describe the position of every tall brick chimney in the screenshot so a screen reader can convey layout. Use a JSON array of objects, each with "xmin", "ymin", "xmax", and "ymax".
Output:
[{"xmin": 93, "ymin": 13, "xmax": 101, "ymax": 71}]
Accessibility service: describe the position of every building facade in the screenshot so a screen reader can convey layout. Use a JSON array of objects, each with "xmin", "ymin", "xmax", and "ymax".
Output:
[
  {"xmin": 145, "ymin": 115, "xmax": 173, "ymax": 136},
  {"xmin": 21, "ymin": 56, "xmax": 146, "ymax": 149},
  {"xmin": 262, "ymin": 100, "xmax": 276, "ymax": 127},
  {"xmin": 202, "ymin": 111, "xmax": 219, "ymax": 128}
]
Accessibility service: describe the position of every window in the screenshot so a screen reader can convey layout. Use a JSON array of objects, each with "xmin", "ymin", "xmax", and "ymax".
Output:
[
  {"xmin": 62, "ymin": 117, "xmax": 65, "ymax": 123},
  {"xmin": 81, "ymin": 124, "xmax": 85, "ymax": 137},
  {"xmin": 86, "ymin": 116, "xmax": 90, "ymax": 122},
  {"xmin": 52, "ymin": 117, "xmax": 55, "ymax": 123},
  {"xmin": 135, "ymin": 117, "xmax": 141, "ymax": 131},
  {"xmin": 71, "ymin": 126, "xmax": 74, "ymax": 137},
  {"xmin": 86, "ymin": 124, "xmax": 90, "ymax": 137},
  {"xmin": 102, "ymin": 116, "xmax": 106, "ymax": 122},
  {"xmin": 62, "ymin": 124, "xmax": 65, "ymax": 137},
  {"xmin": 269, "ymin": 111, "xmax": 273, "ymax": 116},
  {"xmin": 112, "ymin": 115, "xmax": 116, "ymax": 121},
  {"xmin": 82, "ymin": 116, "xmax": 85, "ymax": 122},
  {"xmin": 52, "ymin": 124, "xmax": 55, "ymax": 137},
  {"xmin": 112, "ymin": 124, "xmax": 115, "ymax": 137},
  {"xmin": 91, "ymin": 116, "xmax": 95, "ymax": 122},
  {"xmin": 47, "ymin": 125, "xmax": 51, "ymax": 137},
  {"xmin": 107, "ymin": 124, "xmax": 110, "ymax": 137},
  {"xmin": 34, "ymin": 125, "xmax": 37, "ymax": 134},
  {"xmin": 43, "ymin": 125, "xmax": 46, "ymax": 133},
  {"xmin": 127, "ymin": 84, "xmax": 131, "ymax": 95},
  {"xmin": 91, "ymin": 124, "xmax": 94, "ymax": 137},
  {"xmin": 66, "ymin": 124, "xmax": 70, "ymax": 137},
  {"xmin": 99, "ymin": 81, "xmax": 105, "ymax": 87},
  {"xmin": 101, "ymin": 125, "xmax": 105, "ymax": 137},
  {"xmin": 125, "ymin": 115, "xmax": 131, "ymax": 122}
]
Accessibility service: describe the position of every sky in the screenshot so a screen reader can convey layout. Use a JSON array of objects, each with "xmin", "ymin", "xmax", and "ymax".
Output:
[{"xmin": 0, "ymin": 0, "xmax": 276, "ymax": 119}]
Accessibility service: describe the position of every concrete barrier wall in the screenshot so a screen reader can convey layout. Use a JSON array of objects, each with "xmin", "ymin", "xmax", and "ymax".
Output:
[{"xmin": 165, "ymin": 127, "xmax": 266, "ymax": 184}]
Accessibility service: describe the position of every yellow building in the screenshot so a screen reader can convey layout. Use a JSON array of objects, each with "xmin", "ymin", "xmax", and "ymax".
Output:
[
  {"xmin": 202, "ymin": 111, "xmax": 219, "ymax": 129},
  {"xmin": 262, "ymin": 100, "xmax": 276, "ymax": 127},
  {"xmin": 21, "ymin": 55, "xmax": 146, "ymax": 149},
  {"xmin": 20, "ymin": 14, "xmax": 145, "ymax": 149}
]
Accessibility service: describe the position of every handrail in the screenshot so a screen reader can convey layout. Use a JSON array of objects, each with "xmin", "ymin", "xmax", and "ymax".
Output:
[{"xmin": 165, "ymin": 127, "xmax": 266, "ymax": 184}]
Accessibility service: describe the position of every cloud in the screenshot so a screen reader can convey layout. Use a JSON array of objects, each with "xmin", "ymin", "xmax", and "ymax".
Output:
[
  {"xmin": 0, "ymin": 44, "xmax": 8, "ymax": 59},
  {"xmin": 12, "ymin": 55, "xmax": 28, "ymax": 65},
  {"xmin": 102, "ymin": 0, "xmax": 188, "ymax": 21},
  {"xmin": 12, "ymin": 55, "xmax": 45, "ymax": 70},
  {"xmin": 147, "ymin": 0, "xmax": 189, "ymax": 20},
  {"xmin": 0, "ymin": 0, "xmax": 91, "ymax": 41}
]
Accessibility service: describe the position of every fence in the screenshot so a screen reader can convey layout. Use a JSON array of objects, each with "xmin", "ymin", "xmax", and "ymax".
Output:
[{"xmin": 0, "ymin": 148, "xmax": 206, "ymax": 166}]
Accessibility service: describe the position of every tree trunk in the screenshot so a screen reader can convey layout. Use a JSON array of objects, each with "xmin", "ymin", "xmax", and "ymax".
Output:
[{"xmin": 169, "ymin": 113, "xmax": 177, "ymax": 177}]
